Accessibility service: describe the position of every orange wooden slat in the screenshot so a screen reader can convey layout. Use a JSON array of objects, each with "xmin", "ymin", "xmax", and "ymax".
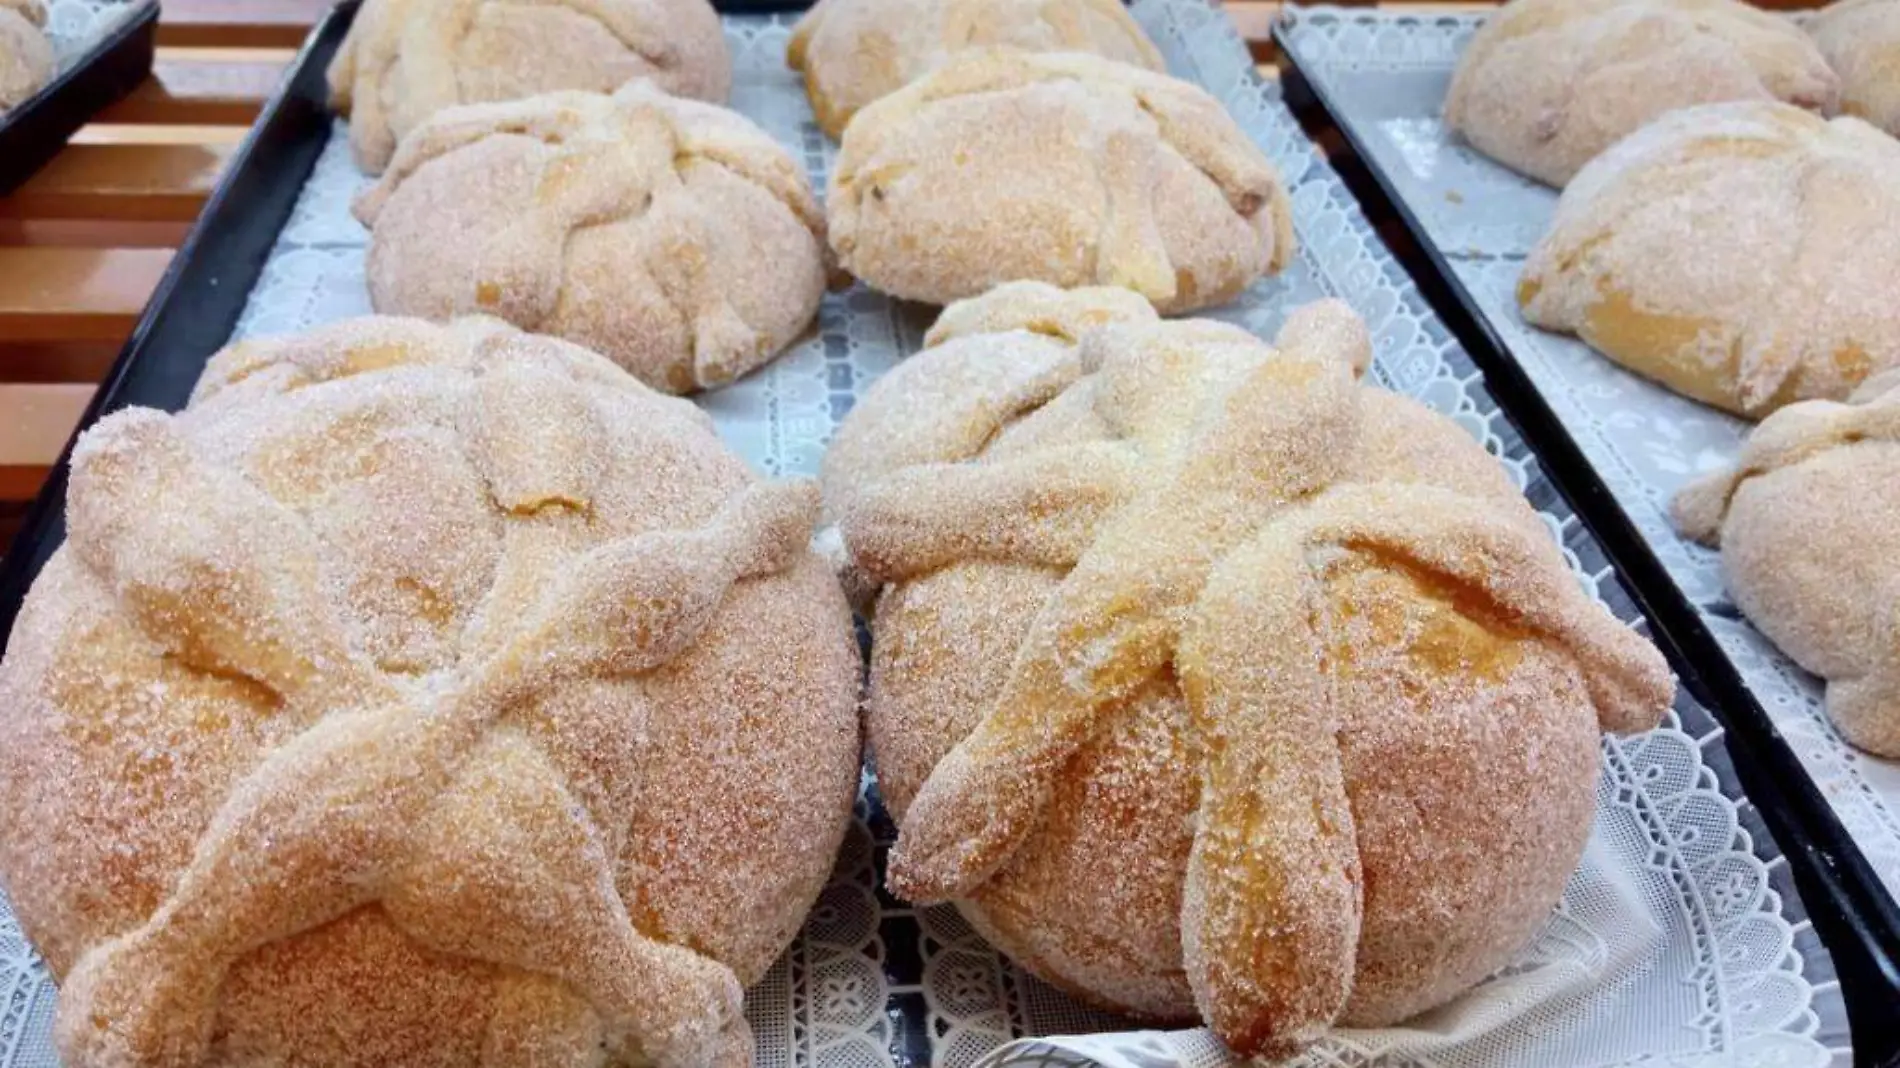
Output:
[
  {"xmin": 0, "ymin": 219, "xmax": 196, "ymax": 248},
  {"xmin": 0, "ymin": 383, "xmax": 96, "ymax": 503},
  {"xmin": 157, "ymin": 0, "xmax": 336, "ymax": 48},
  {"xmin": 0, "ymin": 248, "xmax": 172, "ymax": 343},
  {"xmin": 99, "ymin": 54, "xmax": 292, "ymax": 125},
  {"xmin": 1, "ymin": 144, "xmax": 235, "ymax": 221},
  {"xmin": 0, "ymin": 342, "xmax": 120, "ymax": 383}
]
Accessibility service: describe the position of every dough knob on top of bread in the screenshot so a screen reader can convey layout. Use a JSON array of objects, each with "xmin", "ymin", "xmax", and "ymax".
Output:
[
  {"xmin": 1808, "ymin": 0, "xmax": 1900, "ymax": 137},
  {"xmin": 824, "ymin": 284, "xmax": 1671, "ymax": 1059},
  {"xmin": 1519, "ymin": 100, "xmax": 1900, "ymax": 417},
  {"xmin": 0, "ymin": 0, "xmax": 52, "ymax": 111},
  {"xmin": 1444, "ymin": 0, "xmax": 1839, "ymax": 187},
  {"xmin": 328, "ymin": 0, "xmax": 731, "ymax": 174},
  {"xmin": 354, "ymin": 82, "xmax": 829, "ymax": 395},
  {"xmin": 1674, "ymin": 370, "xmax": 1900, "ymax": 756},
  {"xmin": 787, "ymin": 0, "xmax": 1165, "ymax": 138},
  {"xmin": 0, "ymin": 315, "xmax": 861, "ymax": 1068},
  {"xmin": 826, "ymin": 49, "xmax": 1294, "ymax": 315}
]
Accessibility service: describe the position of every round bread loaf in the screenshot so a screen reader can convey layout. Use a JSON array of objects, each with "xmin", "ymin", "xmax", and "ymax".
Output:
[
  {"xmin": 1808, "ymin": 0, "xmax": 1900, "ymax": 136},
  {"xmin": 1519, "ymin": 100, "xmax": 1900, "ymax": 417},
  {"xmin": 827, "ymin": 50, "xmax": 1293, "ymax": 314},
  {"xmin": 0, "ymin": 316, "xmax": 862, "ymax": 1068},
  {"xmin": 1674, "ymin": 370, "xmax": 1900, "ymax": 756},
  {"xmin": 329, "ymin": 0, "xmax": 730, "ymax": 174},
  {"xmin": 823, "ymin": 283, "xmax": 1671, "ymax": 1059},
  {"xmin": 787, "ymin": 0, "xmax": 1164, "ymax": 138},
  {"xmin": 0, "ymin": 0, "xmax": 53, "ymax": 111},
  {"xmin": 1444, "ymin": 0, "xmax": 1838, "ymax": 186},
  {"xmin": 356, "ymin": 82, "xmax": 828, "ymax": 395}
]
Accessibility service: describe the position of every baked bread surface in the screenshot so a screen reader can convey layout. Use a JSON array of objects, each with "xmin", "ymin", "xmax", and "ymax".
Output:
[
  {"xmin": 1445, "ymin": 0, "xmax": 1838, "ymax": 186},
  {"xmin": 356, "ymin": 83, "xmax": 828, "ymax": 395},
  {"xmin": 1519, "ymin": 100, "xmax": 1900, "ymax": 417},
  {"xmin": 787, "ymin": 0, "xmax": 1164, "ymax": 138},
  {"xmin": 825, "ymin": 282, "xmax": 1672, "ymax": 1059},
  {"xmin": 328, "ymin": 0, "xmax": 731, "ymax": 173},
  {"xmin": 0, "ymin": 316, "xmax": 862, "ymax": 1068},
  {"xmin": 827, "ymin": 50, "xmax": 1294, "ymax": 314},
  {"xmin": 1674, "ymin": 370, "xmax": 1900, "ymax": 756}
]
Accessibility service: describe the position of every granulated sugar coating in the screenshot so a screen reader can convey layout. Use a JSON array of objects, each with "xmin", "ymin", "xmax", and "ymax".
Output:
[
  {"xmin": 824, "ymin": 283, "xmax": 1672, "ymax": 1061},
  {"xmin": 356, "ymin": 82, "xmax": 830, "ymax": 396},
  {"xmin": 1674, "ymin": 369, "xmax": 1900, "ymax": 757},
  {"xmin": 328, "ymin": 0, "xmax": 731, "ymax": 174},
  {"xmin": 787, "ymin": 0, "xmax": 1164, "ymax": 138},
  {"xmin": 1808, "ymin": 0, "xmax": 1900, "ymax": 137},
  {"xmin": 1444, "ymin": 0, "xmax": 1838, "ymax": 187},
  {"xmin": 0, "ymin": 316, "xmax": 861, "ymax": 1068},
  {"xmin": 827, "ymin": 50, "xmax": 1295, "ymax": 315},
  {"xmin": 1520, "ymin": 100, "xmax": 1900, "ymax": 417}
]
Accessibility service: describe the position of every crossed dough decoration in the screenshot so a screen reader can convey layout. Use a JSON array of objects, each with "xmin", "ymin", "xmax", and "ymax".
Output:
[
  {"xmin": 834, "ymin": 293, "xmax": 1667, "ymax": 1056},
  {"xmin": 329, "ymin": 0, "xmax": 730, "ymax": 174},
  {"xmin": 1674, "ymin": 369, "xmax": 1900, "ymax": 755},
  {"xmin": 51, "ymin": 324, "xmax": 817, "ymax": 1068},
  {"xmin": 354, "ymin": 83, "xmax": 828, "ymax": 394}
]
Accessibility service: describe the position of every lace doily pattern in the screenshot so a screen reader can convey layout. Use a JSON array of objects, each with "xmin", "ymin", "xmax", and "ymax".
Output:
[
  {"xmin": 1279, "ymin": 2, "xmax": 1900, "ymax": 905},
  {"xmin": 39, "ymin": 0, "xmax": 144, "ymax": 71},
  {"xmin": 0, "ymin": 3, "xmax": 1847, "ymax": 1067}
]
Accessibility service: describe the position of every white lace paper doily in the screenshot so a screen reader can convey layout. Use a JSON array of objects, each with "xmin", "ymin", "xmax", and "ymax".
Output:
[
  {"xmin": 0, "ymin": 3, "xmax": 1850, "ymax": 1068},
  {"xmin": 1278, "ymin": 2, "xmax": 1900, "ymax": 908},
  {"xmin": 37, "ymin": 0, "xmax": 145, "ymax": 73}
]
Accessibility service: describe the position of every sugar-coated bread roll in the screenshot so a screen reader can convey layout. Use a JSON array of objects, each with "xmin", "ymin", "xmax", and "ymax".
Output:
[
  {"xmin": 1674, "ymin": 371, "xmax": 1900, "ymax": 756},
  {"xmin": 356, "ymin": 83, "xmax": 828, "ymax": 395},
  {"xmin": 0, "ymin": 316, "xmax": 862, "ymax": 1068},
  {"xmin": 329, "ymin": 0, "xmax": 730, "ymax": 174},
  {"xmin": 1808, "ymin": 0, "xmax": 1900, "ymax": 136},
  {"xmin": 787, "ymin": 0, "xmax": 1164, "ymax": 138},
  {"xmin": 824, "ymin": 283, "xmax": 1672, "ymax": 1060},
  {"xmin": 1445, "ymin": 0, "xmax": 1838, "ymax": 186},
  {"xmin": 828, "ymin": 50, "xmax": 1294, "ymax": 314},
  {"xmin": 0, "ymin": 0, "xmax": 53, "ymax": 111},
  {"xmin": 1520, "ymin": 101, "xmax": 1900, "ymax": 417}
]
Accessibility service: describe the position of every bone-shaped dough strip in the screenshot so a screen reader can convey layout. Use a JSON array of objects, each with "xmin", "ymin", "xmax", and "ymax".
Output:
[
  {"xmin": 1672, "ymin": 378, "xmax": 1900, "ymax": 544},
  {"xmin": 886, "ymin": 341, "xmax": 1360, "ymax": 901},
  {"xmin": 66, "ymin": 408, "xmax": 387, "ymax": 715},
  {"xmin": 840, "ymin": 443, "xmax": 1142, "ymax": 580},
  {"xmin": 1177, "ymin": 517, "xmax": 1360, "ymax": 1061}
]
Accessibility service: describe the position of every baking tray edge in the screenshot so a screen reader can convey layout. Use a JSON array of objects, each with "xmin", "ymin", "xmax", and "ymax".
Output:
[
  {"xmin": 0, "ymin": 1, "xmax": 159, "ymax": 194},
  {"xmin": 1271, "ymin": 14, "xmax": 1900, "ymax": 1065}
]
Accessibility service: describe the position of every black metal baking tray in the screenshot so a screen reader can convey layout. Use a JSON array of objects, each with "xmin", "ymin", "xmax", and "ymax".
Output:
[
  {"xmin": 1273, "ymin": 14, "xmax": 1900, "ymax": 1067},
  {"xmin": 0, "ymin": 0, "xmax": 156, "ymax": 193}
]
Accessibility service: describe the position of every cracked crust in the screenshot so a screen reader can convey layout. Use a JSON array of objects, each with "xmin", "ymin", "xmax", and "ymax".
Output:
[
  {"xmin": 787, "ymin": 0, "xmax": 1164, "ymax": 138},
  {"xmin": 825, "ymin": 285, "xmax": 1671, "ymax": 1058},
  {"xmin": 0, "ymin": 0, "xmax": 52, "ymax": 111},
  {"xmin": 827, "ymin": 49, "xmax": 1294, "ymax": 314},
  {"xmin": 1673, "ymin": 371, "xmax": 1900, "ymax": 755},
  {"xmin": 355, "ymin": 83, "xmax": 828, "ymax": 395},
  {"xmin": 328, "ymin": 0, "xmax": 731, "ymax": 174},
  {"xmin": 1808, "ymin": 0, "xmax": 1900, "ymax": 136},
  {"xmin": 1520, "ymin": 100, "xmax": 1900, "ymax": 417},
  {"xmin": 0, "ymin": 316, "xmax": 862, "ymax": 1068},
  {"xmin": 1445, "ymin": 0, "xmax": 1838, "ymax": 187}
]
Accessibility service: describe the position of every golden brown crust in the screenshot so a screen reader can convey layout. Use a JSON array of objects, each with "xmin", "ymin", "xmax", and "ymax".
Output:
[
  {"xmin": 830, "ymin": 288, "xmax": 1671, "ymax": 1057},
  {"xmin": 356, "ymin": 83, "xmax": 828, "ymax": 395},
  {"xmin": 1673, "ymin": 372, "xmax": 1900, "ymax": 755},
  {"xmin": 328, "ymin": 0, "xmax": 731, "ymax": 174},
  {"xmin": 826, "ymin": 50, "xmax": 1294, "ymax": 314},
  {"xmin": 0, "ymin": 0, "xmax": 52, "ymax": 111},
  {"xmin": 0, "ymin": 316, "xmax": 862, "ymax": 1068},
  {"xmin": 1808, "ymin": 0, "xmax": 1900, "ymax": 137},
  {"xmin": 1520, "ymin": 100, "xmax": 1900, "ymax": 417},
  {"xmin": 787, "ymin": 0, "xmax": 1164, "ymax": 138},
  {"xmin": 1445, "ymin": 0, "xmax": 1838, "ymax": 186}
]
